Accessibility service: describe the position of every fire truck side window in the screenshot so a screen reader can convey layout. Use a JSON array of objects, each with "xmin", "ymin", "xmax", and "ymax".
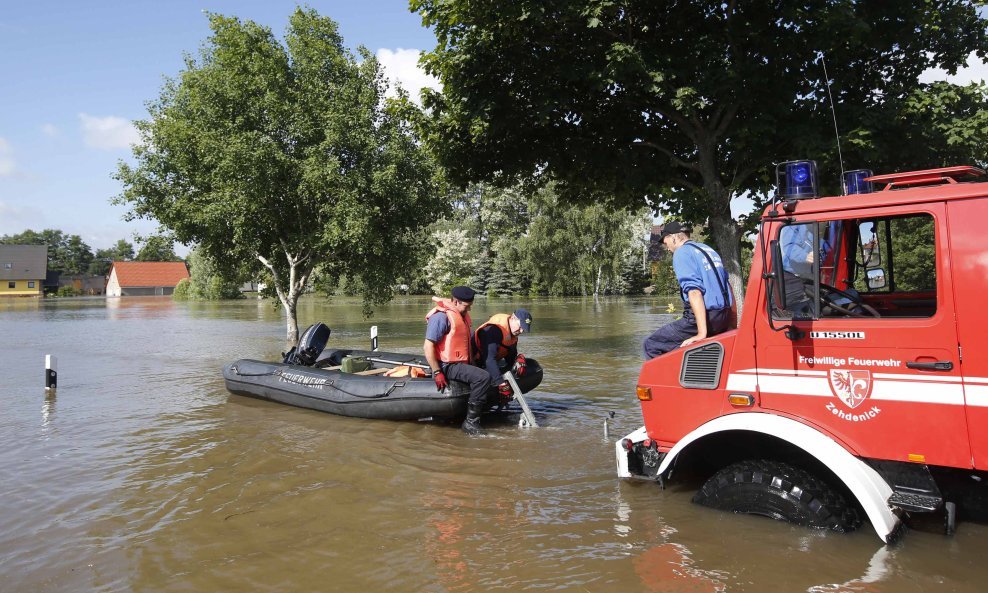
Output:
[
  {"xmin": 852, "ymin": 213, "xmax": 937, "ymax": 317},
  {"xmin": 771, "ymin": 214, "xmax": 936, "ymax": 320}
]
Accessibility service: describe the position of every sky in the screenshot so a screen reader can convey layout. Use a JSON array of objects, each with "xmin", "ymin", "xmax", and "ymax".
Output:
[
  {"xmin": 0, "ymin": 1, "xmax": 440, "ymax": 255},
  {"xmin": 2, "ymin": 3, "xmax": 987, "ymax": 255}
]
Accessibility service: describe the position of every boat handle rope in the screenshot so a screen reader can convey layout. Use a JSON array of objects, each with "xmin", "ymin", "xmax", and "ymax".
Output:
[
  {"xmin": 325, "ymin": 381, "xmax": 401, "ymax": 399},
  {"xmin": 230, "ymin": 365, "xmax": 282, "ymax": 378},
  {"xmin": 236, "ymin": 366, "xmax": 408, "ymax": 399}
]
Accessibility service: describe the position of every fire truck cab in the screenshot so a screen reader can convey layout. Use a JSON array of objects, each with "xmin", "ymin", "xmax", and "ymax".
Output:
[{"xmin": 617, "ymin": 163, "xmax": 988, "ymax": 543}]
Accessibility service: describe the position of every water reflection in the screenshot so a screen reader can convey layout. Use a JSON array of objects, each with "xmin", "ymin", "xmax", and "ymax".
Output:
[
  {"xmin": 633, "ymin": 541, "xmax": 727, "ymax": 593},
  {"xmin": 807, "ymin": 546, "xmax": 890, "ymax": 593},
  {"xmin": 41, "ymin": 389, "xmax": 56, "ymax": 429}
]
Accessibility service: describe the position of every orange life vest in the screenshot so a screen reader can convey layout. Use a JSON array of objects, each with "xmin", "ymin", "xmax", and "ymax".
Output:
[
  {"xmin": 425, "ymin": 298, "xmax": 473, "ymax": 362},
  {"xmin": 473, "ymin": 313, "xmax": 517, "ymax": 361}
]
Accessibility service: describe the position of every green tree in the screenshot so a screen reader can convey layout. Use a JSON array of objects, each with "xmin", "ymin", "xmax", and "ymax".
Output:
[
  {"xmin": 135, "ymin": 234, "xmax": 181, "ymax": 262},
  {"xmin": 486, "ymin": 244, "xmax": 522, "ymax": 296},
  {"xmin": 467, "ymin": 183, "xmax": 529, "ymax": 294},
  {"xmin": 115, "ymin": 9, "xmax": 445, "ymax": 345},
  {"xmin": 650, "ymin": 258, "xmax": 680, "ymax": 297},
  {"xmin": 178, "ymin": 246, "xmax": 244, "ymax": 300},
  {"xmin": 517, "ymin": 185, "xmax": 650, "ymax": 297},
  {"xmin": 424, "ymin": 226, "xmax": 480, "ymax": 294},
  {"xmin": 414, "ymin": 0, "xmax": 988, "ymax": 313},
  {"xmin": 848, "ymin": 81, "xmax": 988, "ymax": 172},
  {"xmin": 90, "ymin": 239, "xmax": 136, "ymax": 275}
]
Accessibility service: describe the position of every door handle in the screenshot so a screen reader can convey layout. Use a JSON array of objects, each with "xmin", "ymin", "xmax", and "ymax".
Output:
[{"xmin": 906, "ymin": 360, "xmax": 954, "ymax": 371}]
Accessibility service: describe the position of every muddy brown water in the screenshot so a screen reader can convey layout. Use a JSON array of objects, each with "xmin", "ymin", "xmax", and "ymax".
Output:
[{"xmin": 1, "ymin": 295, "xmax": 985, "ymax": 592}]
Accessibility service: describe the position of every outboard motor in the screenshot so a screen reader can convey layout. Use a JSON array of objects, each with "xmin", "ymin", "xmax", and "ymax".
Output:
[{"xmin": 282, "ymin": 323, "xmax": 331, "ymax": 366}]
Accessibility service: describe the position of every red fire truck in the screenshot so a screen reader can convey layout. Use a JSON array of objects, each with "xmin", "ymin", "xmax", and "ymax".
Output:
[{"xmin": 617, "ymin": 162, "xmax": 988, "ymax": 543}]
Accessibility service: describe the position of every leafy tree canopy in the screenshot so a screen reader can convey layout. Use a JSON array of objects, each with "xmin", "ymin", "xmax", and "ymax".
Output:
[
  {"xmin": 115, "ymin": 8, "xmax": 446, "ymax": 344},
  {"xmin": 90, "ymin": 239, "xmax": 136, "ymax": 275},
  {"xmin": 175, "ymin": 246, "xmax": 245, "ymax": 300},
  {"xmin": 135, "ymin": 234, "xmax": 182, "ymax": 262},
  {"xmin": 414, "ymin": 0, "xmax": 988, "ymax": 311}
]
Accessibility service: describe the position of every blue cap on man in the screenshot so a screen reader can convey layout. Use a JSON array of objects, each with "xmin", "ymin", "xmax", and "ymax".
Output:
[{"xmin": 514, "ymin": 308, "xmax": 533, "ymax": 332}]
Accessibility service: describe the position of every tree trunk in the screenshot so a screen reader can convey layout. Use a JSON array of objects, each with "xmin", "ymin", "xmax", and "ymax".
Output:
[
  {"xmin": 708, "ymin": 208, "xmax": 745, "ymax": 317},
  {"xmin": 282, "ymin": 292, "xmax": 300, "ymax": 349},
  {"xmin": 697, "ymin": 144, "xmax": 746, "ymax": 317},
  {"xmin": 257, "ymin": 251, "xmax": 310, "ymax": 350}
]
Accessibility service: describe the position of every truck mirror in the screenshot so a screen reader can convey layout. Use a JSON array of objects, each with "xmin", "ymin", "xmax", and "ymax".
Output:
[
  {"xmin": 859, "ymin": 221, "xmax": 881, "ymax": 267},
  {"xmin": 866, "ymin": 268, "xmax": 887, "ymax": 289},
  {"xmin": 769, "ymin": 239, "xmax": 787, "ymax": 311}
]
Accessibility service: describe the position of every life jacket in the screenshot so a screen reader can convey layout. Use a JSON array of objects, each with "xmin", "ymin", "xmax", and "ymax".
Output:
[
  {"xmin": 425, "ymin": 297, "xmax": 472, "ymax": 362},
  {"xmin": 473, "ymin": 313, "xmax": 517, "ymax": 361}
]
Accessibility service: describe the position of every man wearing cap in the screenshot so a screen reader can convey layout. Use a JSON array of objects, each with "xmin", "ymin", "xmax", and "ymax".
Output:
[
  {"xmin": 424, "ymin": 285, "xmax": 492, "ymax": 434},
  {"xmin": 643, "ymin": 222, "xmax": 734, "ymax": 359},
  {"xmin": 474, "ymin": 308, "xmax": 533, "ymax": 404}
]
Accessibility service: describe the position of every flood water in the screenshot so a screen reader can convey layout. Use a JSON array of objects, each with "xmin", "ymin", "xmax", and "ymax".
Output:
[{"xmin": 1, "ymin": 295, "xmax": 985, "ymax": 592}]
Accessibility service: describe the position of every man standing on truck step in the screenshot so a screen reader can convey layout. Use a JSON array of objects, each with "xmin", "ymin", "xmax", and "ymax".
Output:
[
  {"xmin": 424, "ymin": 285, "xmax": 492, "ymax": 435},
  {"xmin": 474, "ymin": 308, "xmax": 533, "ymax": 405},
  {"xmin": 643, "ymin": 222, "xmax": 734, "ymax": 359}
]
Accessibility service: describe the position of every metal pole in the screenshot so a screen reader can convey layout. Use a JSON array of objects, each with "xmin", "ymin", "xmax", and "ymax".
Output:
[
  {"xmin": 45, "ymin": 355, "xmax": 57, "ymax": 390},
  {"xmin": 502, "ymin": 371, "xmax": 538, "ymax": 428}
]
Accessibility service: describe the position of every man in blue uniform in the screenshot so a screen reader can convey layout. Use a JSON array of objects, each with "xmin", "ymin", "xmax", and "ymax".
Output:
[
  {"xmin": 643, "ymin": 222, "xmax": 734, "ymax": 359},
  {"xmin": 779, "ymin": 222, "xmax": 816, "ymax": 317}
]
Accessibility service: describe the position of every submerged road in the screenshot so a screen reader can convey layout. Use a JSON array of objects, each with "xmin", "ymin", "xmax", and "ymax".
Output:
[{"xmin": 1, "ymin": 295, "xmax": 984, "ymax": 592}]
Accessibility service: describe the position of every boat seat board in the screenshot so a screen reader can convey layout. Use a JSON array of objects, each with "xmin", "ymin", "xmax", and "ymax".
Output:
[{"xmin": 354, "ymin": 367, "xmax": 390, "ymax": 376}]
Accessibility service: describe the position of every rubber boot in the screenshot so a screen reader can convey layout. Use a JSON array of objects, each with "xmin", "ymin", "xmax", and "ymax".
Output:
[{"xmin": 461, "ymin": 403, "xmax": 485, "ymax": 436}]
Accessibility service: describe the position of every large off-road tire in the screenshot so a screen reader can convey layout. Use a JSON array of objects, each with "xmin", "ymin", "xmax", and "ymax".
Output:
[{"xmin": 692, "ymin": 459, "xmax": 862, "ymax": 532}]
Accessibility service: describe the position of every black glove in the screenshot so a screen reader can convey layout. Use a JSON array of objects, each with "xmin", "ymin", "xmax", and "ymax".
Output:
[{"xmin": 433, "ymin": 370, "xmax": 448, "ymax": 392}]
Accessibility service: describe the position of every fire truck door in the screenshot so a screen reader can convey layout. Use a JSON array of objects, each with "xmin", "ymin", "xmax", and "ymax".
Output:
[
  {"xmin": 755, "ymin": 206, "xmax": 971, "ymax": 468},
  {"xmin": 946, "ymin": 199, "xmax": 988, "ymax": 470}
]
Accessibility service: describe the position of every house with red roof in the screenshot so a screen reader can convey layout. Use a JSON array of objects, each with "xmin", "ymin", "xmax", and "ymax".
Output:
[{"xmin": 105, "ymin": 261, "xmax": 189, "ymax": 297}]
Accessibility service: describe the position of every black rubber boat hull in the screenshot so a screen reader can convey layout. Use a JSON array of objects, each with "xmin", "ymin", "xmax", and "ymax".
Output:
[{"xmin": 223, "ymin": 349, "xmax": 543, "ymax": 421}]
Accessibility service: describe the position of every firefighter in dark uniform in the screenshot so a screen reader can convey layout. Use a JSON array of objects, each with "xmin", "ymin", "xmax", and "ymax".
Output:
[{"xmin": 474, "ymin": 308, "xmax": 533, "ymax": 404}]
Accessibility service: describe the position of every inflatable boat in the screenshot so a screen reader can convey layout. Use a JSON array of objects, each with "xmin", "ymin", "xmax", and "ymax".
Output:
[{"xmin": 223, "ymin": 347, "xmax": 543, "ymax": 421}]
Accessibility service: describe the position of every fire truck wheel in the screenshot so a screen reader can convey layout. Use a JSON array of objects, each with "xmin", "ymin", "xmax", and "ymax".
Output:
[{"xmin": 692, "ymin": 459, "xmax": 862, "ymax": 532}]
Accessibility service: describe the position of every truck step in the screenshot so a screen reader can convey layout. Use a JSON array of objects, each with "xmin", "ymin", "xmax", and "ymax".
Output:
[{"xmin": 888, "ymin": 491, "xmax": 943, "ymax": 513}]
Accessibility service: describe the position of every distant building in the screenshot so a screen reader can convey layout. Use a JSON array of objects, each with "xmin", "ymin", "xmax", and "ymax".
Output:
[
  {"xmin": 648, "ymin": 224, "xmax": 666, "ymax": 261},
  {"xmin": 106, "ymin": 261, "xmax": 189, "ymax": 297},
  {"xmin": 59, "ymin": 274, "xmax": 106, "ymax": 295},
  {"xmin": 0, "ymin": 244, "xmax": 47, "ymax": 297}
]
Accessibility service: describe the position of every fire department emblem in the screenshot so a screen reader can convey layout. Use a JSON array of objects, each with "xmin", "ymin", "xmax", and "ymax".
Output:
[{"xmin": 828, "ymin": 370, "xmax": 872, "ymax": 409}]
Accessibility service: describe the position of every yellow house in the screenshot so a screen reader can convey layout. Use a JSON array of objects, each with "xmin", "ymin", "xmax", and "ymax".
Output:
[{"xmin": 0, "ymin": 244, "xmax": 47, "ymax": 297}]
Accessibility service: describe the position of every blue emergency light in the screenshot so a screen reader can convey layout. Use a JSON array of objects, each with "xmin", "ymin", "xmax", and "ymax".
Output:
[
  {"xmin": 843, "ymin": 169, "xmax": 873, "ymax": 195},
  {"xmin": 777, "ymin": 160, "xmax": 819, "ymax": 200}
]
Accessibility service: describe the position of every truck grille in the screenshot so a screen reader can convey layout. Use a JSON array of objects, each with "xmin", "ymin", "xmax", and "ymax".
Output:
[{"xmin": 679, "ymin": 343, "xmax": 724, "ymax": 389}]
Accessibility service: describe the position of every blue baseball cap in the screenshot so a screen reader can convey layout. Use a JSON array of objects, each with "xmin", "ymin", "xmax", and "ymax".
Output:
[{"xmin": 514, "ymin": 308, "xmax": 533, "ymax": 332}]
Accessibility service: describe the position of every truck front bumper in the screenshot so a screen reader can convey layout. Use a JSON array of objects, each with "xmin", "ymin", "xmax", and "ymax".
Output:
[{"xmin": 615, "ymin": 426, "xmax": 665, "ymax": 481}]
